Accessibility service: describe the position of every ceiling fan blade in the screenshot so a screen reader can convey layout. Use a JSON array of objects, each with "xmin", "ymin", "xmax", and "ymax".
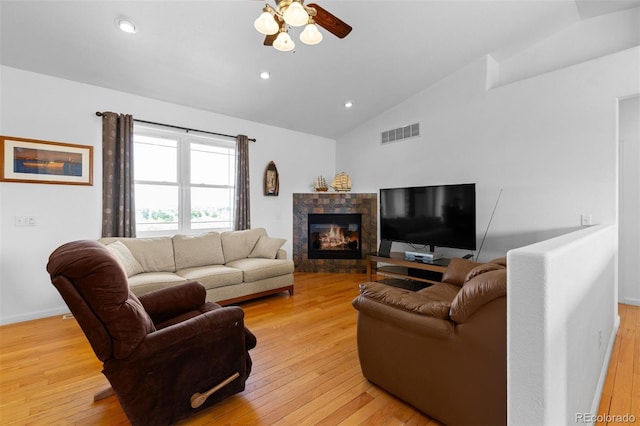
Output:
[
  {"xmin": 264, "ymin": 32, "xmax": 278, "ymax": 46},
  {"xmin": 307, "ymin": 3, "xmax": 352, "ymax": 39}
]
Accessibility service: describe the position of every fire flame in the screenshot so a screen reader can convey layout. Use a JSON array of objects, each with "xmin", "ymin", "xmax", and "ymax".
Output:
[{"xmin": 316, "ymin": 225, "xmax": 358, "ymax": 249}]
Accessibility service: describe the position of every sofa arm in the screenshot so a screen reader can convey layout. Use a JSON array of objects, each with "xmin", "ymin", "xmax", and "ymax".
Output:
[
  {"xmin": 449, "ymin": 269, "xmax": 506, "ymax": 323},
  {"xmin": 357, "ymin": 282, "xmax": 451, "ymax": 319},
  {"xmin": 353, "ymin": 292, "xmax": 455, "ymax": 340},
  {"xmin": 138, "ymin": 281, "xmax": 210, "ymax": 325}
]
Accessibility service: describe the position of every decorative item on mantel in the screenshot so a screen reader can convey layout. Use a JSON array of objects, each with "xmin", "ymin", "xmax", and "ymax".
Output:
[
  {"xmin": 331, "ymin": 172, "xmax": 352, "ymax": 192},
  {"xmin": 314, "ymin": 175, "xmax": 328, "ymax": 192},
  {"xmin": 264, "ymin": 160, "xmax": 279, "ymax": 196}
]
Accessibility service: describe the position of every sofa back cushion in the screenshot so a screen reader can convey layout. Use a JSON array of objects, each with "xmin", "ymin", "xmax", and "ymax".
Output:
[
  {"xmin": 221, "ymin": 228, "xmax": 267, "ymax": 263},
  {"xmin": 105, "ymin": 241, "xmax": 145, "ymax": 277},
  {"xmin": 464, "ymin": 263, "xmax": 504, "ymax": 282},
  {"xmin": 173, "ymin": 232, "xmax": 225, "ymax": 270},
  {"xmin": 441, "ymin": 258, "xmax": 483, "ymax": 287},
  {"xmin": 449, "ymin": 269, "xmax": 507, "ymax": 323},
  {"xmin": 248, "ymin": 235, "xmax": 286, "ymax": 259},
  {"xmin": 100, "ymin": 236, "xmax": 176, "ymax": 272}
]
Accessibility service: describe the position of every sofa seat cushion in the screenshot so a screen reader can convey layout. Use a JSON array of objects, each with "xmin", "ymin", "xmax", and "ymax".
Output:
[
  {"xmin": 225, "ymin": 258, "xmax": 294, "ymax": 283},
  {"xmin": 176, "ymin": 265, "xmax": 244, "ymax": 290},
  {"xmin": 358, "ymin": 281, "xmax": 456, "ymax": 319},
  {"xmin": 128, "ymin": 272, "xmax": 188, "ymax": 295}
]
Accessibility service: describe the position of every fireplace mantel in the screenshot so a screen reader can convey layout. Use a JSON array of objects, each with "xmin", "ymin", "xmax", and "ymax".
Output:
[{"xmin": 293, "ymin": 193, "xmax": 377, "ymax": 273}]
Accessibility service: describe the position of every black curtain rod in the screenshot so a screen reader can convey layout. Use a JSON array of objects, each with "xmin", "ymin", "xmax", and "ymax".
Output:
[{"xmin": 95, "ymin": 112, "xmax": 256, "ymax": 142}]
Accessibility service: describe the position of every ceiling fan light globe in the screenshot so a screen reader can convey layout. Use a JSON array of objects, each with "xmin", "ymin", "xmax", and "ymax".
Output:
[
  {"xmin": 300, "ymin": 23, "xmax": 323, "ymax": 45},
  {"xmin": 254, "ymin": 12, "xmax": 279, "ymax": 35},
  {"xmin": 282, "ymin": 1, "xmax": 309, "ymax": 27},
  {"xmin": 273, "ymin": 31, "xmax": 295, "ymax": 52}
]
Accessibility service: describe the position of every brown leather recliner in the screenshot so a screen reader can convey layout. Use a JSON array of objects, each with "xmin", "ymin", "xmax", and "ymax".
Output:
[
  {"xmin": 352, "ymin": 257, "xmax": 507, "ymax": 426},
  {"xmin": 47, "ymin": 240, "xmax": 257, "ymax": 426}
]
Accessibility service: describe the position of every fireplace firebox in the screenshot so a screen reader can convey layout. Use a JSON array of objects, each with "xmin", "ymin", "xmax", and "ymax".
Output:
[{"xmin": 308, "ymin": 213, "xmax": 362, "ymax": 260}]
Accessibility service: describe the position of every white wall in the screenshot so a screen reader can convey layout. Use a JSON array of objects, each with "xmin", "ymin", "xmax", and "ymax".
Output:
[
  {"xmin": 336, "ymin": 44, "xmax": 639, "ymax": 262},
  {"xmin": 618, "ymin": 95, "xmax": 640, "ymax": 306},
  {"xmin": 507, "ymin": 225, "xmax": 618, "ymax": 425},
  {"xmin": 0, "ymin": 66, "xmax": 336, "ymax": 324}
]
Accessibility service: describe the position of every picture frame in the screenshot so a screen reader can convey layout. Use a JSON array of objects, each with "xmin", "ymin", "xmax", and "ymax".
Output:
[{"xmin": 0, "ymin": 136, "xmax": 93, "ymax": 186}]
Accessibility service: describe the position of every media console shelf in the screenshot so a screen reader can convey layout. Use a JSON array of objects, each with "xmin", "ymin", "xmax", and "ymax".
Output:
[{"xmin": 367, "ymin": 252, "xmax": 451, "ymax": 285}]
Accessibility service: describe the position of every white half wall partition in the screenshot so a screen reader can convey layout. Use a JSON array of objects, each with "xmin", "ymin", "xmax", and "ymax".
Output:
[{"xmin": 507, "ymin": 224, "xmax": 618, "ymax": 425}]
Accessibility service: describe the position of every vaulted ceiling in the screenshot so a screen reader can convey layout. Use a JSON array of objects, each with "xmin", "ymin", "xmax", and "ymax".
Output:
[{"xmin": 1, "ymin": 1, "xmax": 638, "ymax": 139}]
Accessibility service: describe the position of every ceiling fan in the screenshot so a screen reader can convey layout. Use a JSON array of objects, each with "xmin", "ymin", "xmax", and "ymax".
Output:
[{"xmin": 254, "ymin": 0, "xmax": 352, "ymax": 52}]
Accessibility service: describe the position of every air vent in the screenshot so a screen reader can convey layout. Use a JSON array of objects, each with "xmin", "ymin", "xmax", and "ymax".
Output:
[{"xmin": 381, "ymin": 123, "xmax": 419, "ymax": 144}]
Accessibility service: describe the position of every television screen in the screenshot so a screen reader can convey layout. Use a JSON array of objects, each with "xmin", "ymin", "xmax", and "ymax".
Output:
[{"xmin": 380, "ymin": 183, "xmax": 476, "ymax": 250}]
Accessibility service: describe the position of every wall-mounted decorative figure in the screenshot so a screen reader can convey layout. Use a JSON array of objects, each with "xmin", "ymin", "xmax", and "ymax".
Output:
[{"xmin": 264, "ymin": 161, "xmax": 279, "ymax": 196}]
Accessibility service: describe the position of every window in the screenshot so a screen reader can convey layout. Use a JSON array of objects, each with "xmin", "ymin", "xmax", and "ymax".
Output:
[{"xmin": 133, "ymin": 125, "xmax": 235, "ymax": 236}]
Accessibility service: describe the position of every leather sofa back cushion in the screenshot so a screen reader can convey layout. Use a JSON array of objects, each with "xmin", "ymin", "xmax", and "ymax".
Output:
[
  {"xmin": 221, "ymin": 228, "xmax": 267, "ymax": 263},
  {"xmin": 173, "ymin": 232, "xmax": 225, "ymax": 270},
  {"xmin": 441, "ymin": 258, "xmax": 483, "ymax": 286},
  {"xmin": 464, "ymin": 263, "xmax": 505, "ymax": 282},
  {"xmin": 449, "ymin": 269, "xmax": 507, "ymax": 323}
]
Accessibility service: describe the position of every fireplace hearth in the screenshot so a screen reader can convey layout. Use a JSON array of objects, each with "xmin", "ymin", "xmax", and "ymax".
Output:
[{"xmin": 308, "ymin": 213, "xmax": 361, "ymax": 259}]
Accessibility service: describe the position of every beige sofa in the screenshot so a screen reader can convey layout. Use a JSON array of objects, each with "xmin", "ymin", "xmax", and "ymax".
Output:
[{"xmin": 99, "ymin": 227, "xmax": 294, "ymax": 305}]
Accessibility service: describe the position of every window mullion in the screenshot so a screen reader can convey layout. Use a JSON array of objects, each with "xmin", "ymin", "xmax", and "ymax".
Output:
[{"xmin": 179, "ymin": 138, "xmax": 191, "ymax": 233}]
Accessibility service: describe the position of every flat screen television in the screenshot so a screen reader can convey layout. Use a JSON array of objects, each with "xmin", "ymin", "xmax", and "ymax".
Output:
[{"xmin": 380, "ymin": 183, "xmax": 476, "ymax": 251}]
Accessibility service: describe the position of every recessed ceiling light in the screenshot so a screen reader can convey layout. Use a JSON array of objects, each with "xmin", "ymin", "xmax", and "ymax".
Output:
[
  {"xmin": 260, "ymin": 71, "xmax": 270, "ymax": 80},
  {"xmin": 344, "ymin": 100, "xmax": 354, "ymax": 108},
  {"xmin": 116, "ymin": 17, "xmax": 137, "ymax": 34}
]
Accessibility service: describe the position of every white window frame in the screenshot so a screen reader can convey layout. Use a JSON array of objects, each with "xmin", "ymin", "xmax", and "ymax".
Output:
[{"xmin": 133, "ymin": 124, "xmax": 236, "ymax": 237}]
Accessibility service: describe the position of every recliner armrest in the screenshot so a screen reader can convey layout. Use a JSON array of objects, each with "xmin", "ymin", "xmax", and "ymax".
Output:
[
  {"xmin": 127, "ymin": 305, "xmax": 250, "ymax": 361},
  {"xmin": 138, "ymin": 281, "xmax": 210, "ymax": 325}
]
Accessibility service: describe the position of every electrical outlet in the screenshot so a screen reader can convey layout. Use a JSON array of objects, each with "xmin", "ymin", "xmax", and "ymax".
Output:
[
  {"xmin": 598, "ymin": 329, "xmax": 602, "ymax": 348},
  {"xmin": 581, "ymin": 214, "xmax": 592, "ymax": 226},
  {"xmin": 14, "ymin": 216, "xmax": 37, "ymax": 226}
]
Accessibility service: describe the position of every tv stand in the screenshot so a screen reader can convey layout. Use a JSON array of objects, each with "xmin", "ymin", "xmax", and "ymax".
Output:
[{"xmin": 367, "ymin": 252, "xmax": 450, "ymax": 285}]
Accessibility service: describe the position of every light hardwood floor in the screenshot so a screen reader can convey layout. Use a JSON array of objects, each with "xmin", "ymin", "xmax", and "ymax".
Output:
[{"xmin": 0, "ymin": 272, "xmax": 637, "ymax": 425}]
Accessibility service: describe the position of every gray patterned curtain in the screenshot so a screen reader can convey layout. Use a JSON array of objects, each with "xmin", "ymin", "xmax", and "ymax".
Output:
[
  {"xmin": 234, "ymin": 134, "xmax": 250, "ymax": 230},
  {"xmin": 101, "ymin": 112, "xmax": 136, "ymax": 237}
]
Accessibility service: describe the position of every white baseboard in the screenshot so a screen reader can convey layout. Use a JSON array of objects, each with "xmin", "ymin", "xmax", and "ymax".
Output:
[
  {"xmin": 589, "ymin": 313, "xmax": 621, "ymax": 419},
  {"xmin": 0, "ymin": 307, "xmax": 70, "ymax": 325},
  {"xmin": 621, "ymin": 296, "xmax": 640, "ymax": 307}
]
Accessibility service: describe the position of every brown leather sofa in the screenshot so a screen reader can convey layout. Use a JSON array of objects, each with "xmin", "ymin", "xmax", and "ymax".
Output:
[{"xmin": 352, "ymin": 257, "xmax": 507, "ymax": 426}]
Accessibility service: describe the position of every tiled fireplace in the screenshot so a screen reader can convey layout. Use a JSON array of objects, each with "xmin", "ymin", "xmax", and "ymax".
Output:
[{"xmin": 293, "ymin": 193, "xmax": 377, "ymax": 273}]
